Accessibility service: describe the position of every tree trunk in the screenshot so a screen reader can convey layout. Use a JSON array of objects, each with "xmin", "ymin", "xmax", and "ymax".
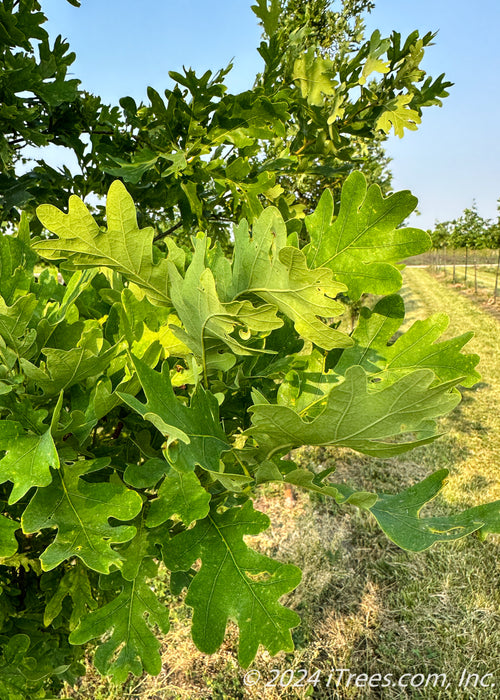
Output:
[
  {"xmin": 494, "ymin": 248, "xmax": 500, "ymax": 302},
  {"xmin": 474, "ymin": 251, "xmax": 478, "ymax": 294},
  {"xmin": 465, "ymin": 246, "xmax": 468, "ymax": 282}
]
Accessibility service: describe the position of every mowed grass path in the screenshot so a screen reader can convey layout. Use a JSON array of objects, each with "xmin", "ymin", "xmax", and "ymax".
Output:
[{"xmin": 61, "ymin": 269, "xmax": 499, "ymax": 700}]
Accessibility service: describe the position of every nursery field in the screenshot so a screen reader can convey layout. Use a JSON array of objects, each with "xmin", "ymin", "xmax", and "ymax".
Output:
[
  {"xmin": 61, "ymin": 268, "xmax": 500, "ymax": 700},
  {"xmin": 435, "ymin": 266, "xmax": 500, "ymax": 305}
]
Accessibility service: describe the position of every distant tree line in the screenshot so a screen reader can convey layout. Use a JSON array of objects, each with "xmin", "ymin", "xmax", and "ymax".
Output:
[{"xmin": 411, "ymin": 202, "xmax": 500, "ymax": 301}]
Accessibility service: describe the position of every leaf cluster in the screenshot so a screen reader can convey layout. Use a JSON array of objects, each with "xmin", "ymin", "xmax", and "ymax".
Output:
[{"xmin": 0, "ymin": 172, "xmax": 497, "ymax": 690}]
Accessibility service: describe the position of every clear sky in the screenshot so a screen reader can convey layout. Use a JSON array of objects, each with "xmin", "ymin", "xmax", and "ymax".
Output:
[{"xmin": 40, "ymin": 0, "xmax": 500, "ymax": 230}]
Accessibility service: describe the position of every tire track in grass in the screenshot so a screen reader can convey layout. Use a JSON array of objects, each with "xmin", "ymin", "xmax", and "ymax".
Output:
[{"xmin": 401, "ymin": 267, "xmax": 500, "ymax": 506}]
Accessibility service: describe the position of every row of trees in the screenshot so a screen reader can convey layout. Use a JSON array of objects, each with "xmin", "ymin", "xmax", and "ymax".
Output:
[{"xmin": 429, "ymin": 203, "xmax": 500, "ymax": 300}]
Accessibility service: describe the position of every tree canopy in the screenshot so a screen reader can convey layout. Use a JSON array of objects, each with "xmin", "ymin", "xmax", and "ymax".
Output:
[{"xmin": 2, "ymin": 0, "xmax": 451, "ymax": 244}]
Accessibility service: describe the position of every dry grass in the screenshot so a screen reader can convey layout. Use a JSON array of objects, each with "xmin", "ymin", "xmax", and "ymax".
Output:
[{"xmin": 60, "ymin": 269, "xmax": 500, "ymax": 700}]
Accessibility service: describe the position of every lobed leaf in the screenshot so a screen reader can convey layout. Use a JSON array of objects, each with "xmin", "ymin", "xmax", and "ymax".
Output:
[
  {"xmin": 119, "ymin": 356, "xmax": 230, "ymax": 474},
  {"xmin": 225, "ymin": 207, "xmax": 352, "ymax": 350},
  {"xmin": 367, "ymin": 470, "xmax": 500, "ymax": 551},
  {"xmin": 69, "ymin": 560, "xmax": 170, "ymax": 683},
  {"xmin": 161, "ymin": 501, "xmax": 301, "ymax": 667},
  {"xmin": 0, "ymin": 421, "xmax": 59, "ymax": 504},
  {"xmin": 36, "ymin": 180, "xmax": 170, "ymax": 306},
  {"xmin": 334, "ymin": 294, "xmax": 480, "ymax": 386},
  {"xmin": 22, "ymin": 459, "xmax": 143, "ymax": 573},
  {"xmin": 249, "ymin": 366, "xmax": 461, "ymax": 459},
  {"xmin": 168, "ymin": 235, "xmax": 282, "ymax": 360},
  {"xmin": 146, "ymin": 467, "xmax": 211, "ymax": 527},
  {"xmin": 304, "ymin": 172, "xmax": 430, "ymax": 299}
]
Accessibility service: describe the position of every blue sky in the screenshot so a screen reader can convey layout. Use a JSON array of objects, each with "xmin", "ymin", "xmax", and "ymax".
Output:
[{"xmin": 41, "ymin": 0, "xmax": 500, "ymax": 230}]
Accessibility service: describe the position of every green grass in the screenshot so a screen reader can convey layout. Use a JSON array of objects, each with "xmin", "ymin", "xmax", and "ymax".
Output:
[{"xmin": 60, "ymin": 269, "xmax": 499, "ymax": 700}]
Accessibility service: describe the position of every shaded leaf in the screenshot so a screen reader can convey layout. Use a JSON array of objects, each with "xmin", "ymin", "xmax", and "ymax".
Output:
[
  {"xmin": 0, "ymin": 515, "xmax": 18, "ymax": 558},
  {"xmin": 119, "ymin": 356, "xmax": 230, "ymax": 474},
  {"xmin": 44, "ymin": 563, "xmax": 97, "ymax": 630},
  {"xmin": 162, "ymin": 501, "xmax": 301, "ymax": 667},
  {"xmin": 69, "ymin": 560, "xmax": 170, "ymax": 683},
  {"xmin": 249, "ymin": 366, "xmax": 461, "ymax": 458},
  {"xmin": 146, "ymin": 467, "xmax": 211, "ymax": 527},
  {"xmin": 22, "ymin": 460, "xmax": 143, "ymax": 573}
]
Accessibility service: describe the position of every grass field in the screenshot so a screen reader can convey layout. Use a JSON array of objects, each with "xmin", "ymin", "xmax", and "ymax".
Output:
[{"xmin": 60, "ymin": 269, "xmax": 500, "ymax": 700}]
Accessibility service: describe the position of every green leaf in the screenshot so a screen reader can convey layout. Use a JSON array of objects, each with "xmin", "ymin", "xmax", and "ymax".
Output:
[
  {"xmin": 22, "ymin": 460, "xmax": 143, "ymax": 573},
  {"xmin": 0, "ymin": 295, "xmax": 38, "ymax": 367},
  {"xmin": 124, "ymin": 457, "xmax": 166, "ymax": 489},
  {"xmin": 162, "ymin": 501, "xmax": 301, "ymax": 667},
  {"xmin": 169, "ymin": 235, "xmax": 282, "ymax": 359},
  {"xmin": 0, "ymin": 515, "xmax": 18, "ymax": 558},
  {"xmin": 277, "ymin": 347, "xmax": 340, "ymax": 417},
  {"xmin": 44, "ymin": 563, "xmax": 97, "ymax": 630},
  {"xmin": 0, "ymin": 422, "xmax": 59, "ymax": 504},
  {"xmin": 69, "ymin": 560, "xmax": 170, "ymax": 683},
  {"xmin": 146, "ymin": 466, "xmax": 211, "ymax": 527},
  {"xmin": 251, "ymin": 0, "xmax": 280, "ymax": 36},
  {"xmin": 248, "ymin": 366, "xmax": 461, "ymax": 459},
  {"xmin": 335, "ymin": 295, "xmax": 480, "ymax": 387},
  {"xmin": 293, "ymin": 48, "xmax": 336, "ymax": 106},
  {"xmin": 35, "ymin": 180, "xmax": 170, "ymax": 306},
  {"xmin": 116, "ymin": 516, "xmax": 162, "ymax": 581},
  {"xmin": 226, "ymin": 207, "xmax": 352, "ymax": 350},
  {"xmin": 119, "ymin": 356, "xmax": 230, "ymax": 474},
  {"xmin": 0, "ymin": 229, "xmax": 33, "ymax": 304},
  {"xmin": 368, "ymin": 470, "xmax": 500, "ymax": 551},
  {"xmin": 304, "ymin": 172, "xmax": 430, "ymax": 299},
  {"xmin": 359, "ymin": 30, "xmax": 391, "ymax": 85},
  {"xmin": 376, "ymin": 93, "xmax": 422, "ymax": 138},
  {"xmin": 20, "ymin": 340, "xmax": 122, "ymax": 396}
]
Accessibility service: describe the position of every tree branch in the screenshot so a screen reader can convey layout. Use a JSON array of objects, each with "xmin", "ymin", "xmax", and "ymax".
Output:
[{"xmin": 153, "ymin": 220, "xmax": 183, "ymax": 242}]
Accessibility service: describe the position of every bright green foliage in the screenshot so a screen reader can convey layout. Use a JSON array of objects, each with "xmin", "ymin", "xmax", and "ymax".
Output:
[
  {"xmin": 0, "ymin": 172, "xmax": 497, "ymax": 688},
  {"xmin": 225, "ymin": 208, "xmax": 351, "ymax": 349},
  {"xmin": 335, "ymin": 294, "xmax": 481, "ymax": 386},
  {"xmin": 304, "ymin": 172, "xmax": 430, "ymax": 299},
  {"xmin": 0, "ymin": 514, "xmax": 18, "ymax": 557},
  {"xmin": 376, "ymin": 93, "xmax": 421, "ymax": 138},
  {"xmin": 0, "ymin": 422, "xmax": 58, "ymax": 503},
  {"xmin": 0, "ymin": 0, "xmax": 451, "ymax": 243},
  {"xmin": 162, "ymin": 501, "xmax": 302, "ymax": 667},
  {"xmin": 293, "ymin": 48, "xmax": 337, "ymax": 105},
  {"xmin": 4, "ymin": 2, "xmax": 494, "ymax": 694},
  {"xmin": 69, "ymin": 560, "xmax": 170, "ymax": 683},
  {"xmin": 35, "ymin": 181, "xmax": 170, "ymax": 306}
]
